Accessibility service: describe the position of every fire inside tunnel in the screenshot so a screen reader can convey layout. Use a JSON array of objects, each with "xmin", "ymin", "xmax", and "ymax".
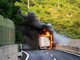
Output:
[{"xmin": 16, "ymin": 12, "xmax": 56, "ymax": 50}]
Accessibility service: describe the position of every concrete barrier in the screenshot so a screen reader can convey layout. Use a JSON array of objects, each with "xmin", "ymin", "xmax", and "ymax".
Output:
[
  {"xmin": 56, "ymin": 45, "xmax": 80, "ymax": 56},
  {"xmin": 55, "ymin": 39, "xmax": 80, "ymax": 55},
  {"xmin": 0, "ymin": 44, "xmax": 18, "ymax": 60},
  {"xmin": 69, "ymin": 39, "xmax": 80, "ymax": 48}
]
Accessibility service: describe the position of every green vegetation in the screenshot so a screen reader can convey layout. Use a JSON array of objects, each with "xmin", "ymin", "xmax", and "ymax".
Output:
[
  {"xmin": 15, "ymin": 0, "xmax": 80, "ymax": 39},
  {"xmin": 0, "ymin": 0, "xmax": 80, "ymax": 39},
  {"xmin": 0, "ymin": 0, "xmax": 23, "ymax": 24},
  {"xmin": 15, "ymin": 32, "xmax": 23, "ymax": 44}
]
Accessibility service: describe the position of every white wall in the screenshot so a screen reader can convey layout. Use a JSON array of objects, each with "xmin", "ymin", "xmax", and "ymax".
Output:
[{"xmin": 0, "ymin": 44, "xmax": 18, "ymax": 60}]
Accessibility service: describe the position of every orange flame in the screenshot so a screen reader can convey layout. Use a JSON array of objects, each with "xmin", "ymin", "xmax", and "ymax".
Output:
[{"xmin": 39, "ymin": 29, "xmax": 53, "ymax": 49}]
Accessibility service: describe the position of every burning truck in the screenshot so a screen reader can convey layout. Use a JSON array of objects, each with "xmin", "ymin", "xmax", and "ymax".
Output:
[
  {"xmin": 16, "ymin": 12, "xmax": 56, "ymax": 50},
  {"xmin": 38, "ymin": 23, "xmax": 54, "ymax": 49}
]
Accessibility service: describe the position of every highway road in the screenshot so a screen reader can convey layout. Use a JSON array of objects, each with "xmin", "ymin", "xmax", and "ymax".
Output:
[{"xmin": 21, "ymin": 50, "xmax": 80, "ymax": 60}]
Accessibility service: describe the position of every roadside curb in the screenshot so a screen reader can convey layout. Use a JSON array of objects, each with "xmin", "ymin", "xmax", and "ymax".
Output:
[{"xmin": 22, "ymin": 51, "xmax": 29, "ymax": 60}]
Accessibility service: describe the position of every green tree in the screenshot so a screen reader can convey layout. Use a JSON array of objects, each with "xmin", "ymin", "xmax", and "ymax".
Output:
[{"xmin": 0, "ymin": 0, "xmax": 23, "ymax": 24}]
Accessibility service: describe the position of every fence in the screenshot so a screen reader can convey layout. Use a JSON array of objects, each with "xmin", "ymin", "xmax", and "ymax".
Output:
[{"xmin": 0, "ymin": 15, "xmax": 15, "ymax": 45}]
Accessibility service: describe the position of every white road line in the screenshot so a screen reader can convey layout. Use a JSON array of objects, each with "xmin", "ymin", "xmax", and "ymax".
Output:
[
  {"xmin": 22, "ymin": 51, "xmax": 29, "ymax": 60},
  {"xmin": 50, "ymin": 55, "xmax": 53, "ymax": 57},
  {"xmin": 46, "ymin": 52, "xmax": 49, "ymax": 54},
  {"xmin": 54, "ymin": 58, "xmax": 56, "ymax": 60}
]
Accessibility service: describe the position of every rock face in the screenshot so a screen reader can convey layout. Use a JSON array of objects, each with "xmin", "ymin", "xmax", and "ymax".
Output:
[{"xmin": 16, "ymin": 12, "xmax": 53, "ymax": 49}]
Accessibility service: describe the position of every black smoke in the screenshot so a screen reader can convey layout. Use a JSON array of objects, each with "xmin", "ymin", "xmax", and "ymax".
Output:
[{"xmin": 16, "ymin": 12, "xmax": 53, "ymax": 49}]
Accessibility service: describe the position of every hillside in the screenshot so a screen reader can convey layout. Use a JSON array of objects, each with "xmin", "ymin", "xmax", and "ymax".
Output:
[{"xmin": 15, "ymin": 0, "xmax": 80, "ymax": 39}]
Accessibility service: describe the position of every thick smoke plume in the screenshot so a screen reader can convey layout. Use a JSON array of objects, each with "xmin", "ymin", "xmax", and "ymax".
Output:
[
  {"xmin": 53, "ymin": 31, "xmax": 70, "ymax": 46},
  {"xmin": 17, "ymin": 12, "xmax": 54, "ymax": 49}
]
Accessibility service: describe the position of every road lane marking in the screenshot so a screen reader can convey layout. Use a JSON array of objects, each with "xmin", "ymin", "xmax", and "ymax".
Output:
[
  {"xmin": 54, "ymin": 58, "xmax": 56, "ymax": 60},
  {"xmin": 50, "ymin": 55, "xmax": 53, "ymax": 57},
  {"xmin": 22, "ymin": 51, "xmax": 29, "ymax": 60},
  {"xmin": 45, "ymin": 52, "xmax": 49, "ymax": 54},
  {"xmin": 42, "ymin": 51, "xmax": 56, "ymax": 60}
]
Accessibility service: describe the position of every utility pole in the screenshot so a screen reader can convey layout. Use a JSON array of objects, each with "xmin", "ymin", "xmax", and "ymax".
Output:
[{"xmin": 27, "ymin": 0, "xmax": 30, "ymax": 9}]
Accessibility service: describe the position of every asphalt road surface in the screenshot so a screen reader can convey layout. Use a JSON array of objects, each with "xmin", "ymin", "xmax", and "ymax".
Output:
[{"xmin": 21, "ymin": 50, "xmax": 80, "ymax": 60}]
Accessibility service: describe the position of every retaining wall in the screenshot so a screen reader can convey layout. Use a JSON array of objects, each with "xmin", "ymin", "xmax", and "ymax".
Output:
[{"xmin": 0, "ymin": 44, "xmax": 18, "ymax": 60}]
